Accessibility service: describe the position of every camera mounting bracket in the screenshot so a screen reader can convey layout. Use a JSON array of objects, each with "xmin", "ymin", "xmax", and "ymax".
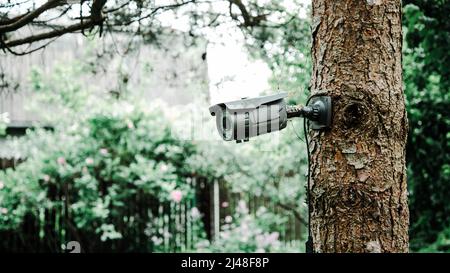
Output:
[
  {"xmin": 306, "ymin": 96, "xmax": 332, "ymax": 130},
  {"xmin": 286, "ymin": 96, "xmax": 332, "ymax": 130}
]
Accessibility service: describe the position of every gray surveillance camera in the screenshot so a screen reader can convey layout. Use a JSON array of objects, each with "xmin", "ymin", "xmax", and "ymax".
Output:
[
  {"xmin": 209, "ymin": 93, "xmax": 288, "ymax": 143},
  {"xmin": 209, "ymin": 93, "xmax": 332, "ymax": 143}
]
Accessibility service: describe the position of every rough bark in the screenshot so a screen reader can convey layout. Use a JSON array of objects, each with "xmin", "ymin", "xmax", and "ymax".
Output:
[{"xmin": 309, "ymin": 0, "xmax": 409, "ymax": 252}]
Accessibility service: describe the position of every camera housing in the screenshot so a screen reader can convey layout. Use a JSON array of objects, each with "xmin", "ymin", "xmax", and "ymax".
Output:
[
  {"xmin": 209, "ymin": 93, "xmax": 288, "ymax": 142},
  {"xmin": 209, "ymin": 93, "xmax": 332, "ymax": 142}
]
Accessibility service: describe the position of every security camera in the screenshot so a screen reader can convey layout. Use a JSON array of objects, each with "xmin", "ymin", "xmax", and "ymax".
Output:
[{"xmin": 209, "ymin": 93, "xmax": 332, "ymax": 143}]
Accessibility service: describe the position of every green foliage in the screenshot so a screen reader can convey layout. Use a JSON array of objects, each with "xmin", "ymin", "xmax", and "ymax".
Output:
[
  {"xmin": 196, "ymin": 201, "xmax": 302, "ymax": 253},
  {"xmin": 0, "ymin": 103, "xmax": 198, "ymax": 242},
  {"xmin": 190, "ymin": 128, "xmax": 307, "ymax": 208},
  {"xmin": 2, "ymin": 1, "xmax": 448, "ymax": 253},
  {"xmin": 0, "ymin": 61, "xmax": 205, "ymax": 249},
  {"xmin": 403, "ymin": 4, "xmax": 450, "ymax": 251},
  {"xmin": 403, "ymin": 0, "xmax": 450, "ymax": 90},
  {"xmin": 418, "ymin": 226, "xmax": 450, "ymax": 253},
  {"xmin": 1, "ymin": 48, "xmax": 305, "ymax": 251}
]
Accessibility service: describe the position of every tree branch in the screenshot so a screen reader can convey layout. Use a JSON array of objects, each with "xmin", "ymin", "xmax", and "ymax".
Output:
[
  {"xmin": 0, "ymin": 0, "xmax": 64, "ymax": 33},
  {"xmin": 111, "ymin": 0, "xmax": 198, "ymax": 27},
  {"xmin": 2, "ymin": 19, "xmax": 96, "ymax": 48},
  {"xmin": 229, "ymin": 0, "xmax": 252, "ymax": 26},
  {"xmin": 91, "ymin": 0, "xmax": 106, "ymax": 23},
  {"xmin": 228, "ymin": 0, "xmax": 268, "ymax": 27},
  {"xmin": 2, "ymin": 0, "xmax": 200, "ymax": 49},
  {"xmin": 1, "ymin": 36, "xmax": 57, "ymax": 55}
]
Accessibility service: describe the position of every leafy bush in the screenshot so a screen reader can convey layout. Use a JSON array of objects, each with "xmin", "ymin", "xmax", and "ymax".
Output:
[
  {"xmin": 196, "ymin": 201, "xmax": 302, "ymax": 253},
  {"xmin": 403, "ymin": 4, "xmax": 450, "ymax": 251},
  {"xmin": 1, "ymin": 56, "xmax": 305, "ymax": 252},
  {"xmin": 0, "ymin": 100, "xmax": 204, "ymax": 251},
  {"xmin": 418, "ymin": 227, "xmax": 450, "ymax": 253}
]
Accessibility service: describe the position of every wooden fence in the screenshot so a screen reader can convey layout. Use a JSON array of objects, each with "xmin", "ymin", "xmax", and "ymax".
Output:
[
  {"xmin": 215, "ymin": 180, "xmax": 304, "ymax": 244},
  {"xmin": 0, "ymin": 163, "xmax": 305, "ymax": 252}
]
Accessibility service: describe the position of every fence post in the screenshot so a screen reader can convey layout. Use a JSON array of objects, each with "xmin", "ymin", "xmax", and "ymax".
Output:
[{"xmin": 213, "ymin": 179, "xmax": 220, "ymax": 241}]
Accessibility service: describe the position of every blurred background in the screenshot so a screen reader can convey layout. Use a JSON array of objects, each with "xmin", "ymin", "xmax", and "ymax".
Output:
[{"xmin": 0, "ymin": 0, "xmax": 448, "ymax": 252}]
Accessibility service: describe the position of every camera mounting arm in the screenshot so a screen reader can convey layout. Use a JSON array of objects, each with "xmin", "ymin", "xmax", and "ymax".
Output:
[{"xmin": 287, "ymin": 96, "xmax": 332, "ymax": 130}]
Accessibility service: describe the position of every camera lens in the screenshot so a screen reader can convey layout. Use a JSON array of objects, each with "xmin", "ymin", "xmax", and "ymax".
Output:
[
  {"xmin": 222, "ymin": 115, "xmax": 233, "ymax": 130},
  {"xmin": 222, "ymin": 116, "xmax": 228, "ymax": 130},
  {"xmin": 222, "ymin": 115, "xmax": 232, "ymax": 140}
]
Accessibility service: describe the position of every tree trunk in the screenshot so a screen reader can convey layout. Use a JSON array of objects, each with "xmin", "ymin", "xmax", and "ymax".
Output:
[{"xmin": 309, "ymin": 0, "xmax": 409, "ymax": 252}]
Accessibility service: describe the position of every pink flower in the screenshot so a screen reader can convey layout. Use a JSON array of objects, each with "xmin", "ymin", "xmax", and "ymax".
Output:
[
  {"xmin": 190, "ymin": 207, "xmax": 200, "ymax": 219},
  {"xmin": 160, "ymin": 164, "xmax": 168, "ymax": 172},
  {"xmin": 266, "ymin": 232, "xmax": 279, "ymax": 244},
  {"xmin": 126, "ymin": 120, "xmax": 134, "ymax": 129},
  {"xmin": 224, "ymin": 215, "xmax": 232, "ymax": 223},
  {"xmin": 0, "ymin": 181, "xmax": 4, "ymax": 189},
  {"xmin": 99, "ymin": 148, "xmax": 108, "ymax": 156},
  {"xmin": 85, "ymin": 157, "xmax": 94, "ymax": 165},
  {"xmin": 43, "ymin": 175, "xmax": 50, "ymax": 182},
  {"xmin": 221, "ymin": 202, "xmax": 229, "ymax": 208},
  {"xmin": 170, "ymin": 190, "xmax": 183, "ymax": 203},
  {"xmin": 57, "ymin": 157, "xmax": 66, "ymax": 165},
  {"xmin": 237, "ymin": 200, "xmax": 248, "ymax": 214},
  {"xmin": 1, "ymin": 208, "xmax": 8, "ymax": 214}
]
